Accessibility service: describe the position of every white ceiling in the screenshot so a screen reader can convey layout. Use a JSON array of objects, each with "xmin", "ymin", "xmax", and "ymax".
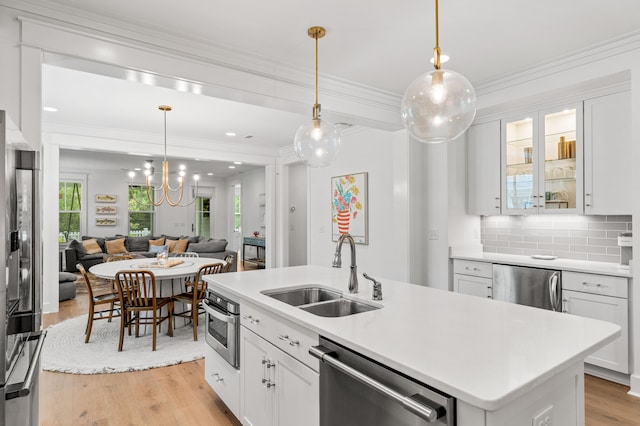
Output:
[{"xmin": 36, "ymin": 0, "xmax": 640, "ymax": 162}]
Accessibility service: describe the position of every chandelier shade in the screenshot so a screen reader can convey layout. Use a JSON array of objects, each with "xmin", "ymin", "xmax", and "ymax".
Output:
[
  {"xmin": 401, "ymin": 0, "xmax": 476, "ymax": 143},
  {"xmin": 293, "ymin": 26, "xmax": 341, "ymax": 167}
]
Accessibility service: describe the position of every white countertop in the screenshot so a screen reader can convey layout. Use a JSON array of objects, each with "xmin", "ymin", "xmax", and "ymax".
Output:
[
  {"xmin": 204, "ymin": 265, "xmax": 620, "ymax": 411},
  {"xmin": 450, "ymin": 247, "xmax": 632, "ymax": 278}
]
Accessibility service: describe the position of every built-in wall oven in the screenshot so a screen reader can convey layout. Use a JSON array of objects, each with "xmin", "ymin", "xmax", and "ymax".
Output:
[{"xmin": 203, "ymin": 288, "xmax": 240, "ymax": 368}]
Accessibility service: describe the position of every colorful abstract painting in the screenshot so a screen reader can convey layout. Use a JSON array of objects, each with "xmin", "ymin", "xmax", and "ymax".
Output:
[{"xmin": 331, "ymin": 172, "xmax": 368, "ymax": 244}]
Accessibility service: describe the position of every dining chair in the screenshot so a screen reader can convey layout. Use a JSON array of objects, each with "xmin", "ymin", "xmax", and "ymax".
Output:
[
  {"xmin": 77, "ymin": 264, "xmax": 121, "ymax": 344},
  {"xmin": 223, "ymin": 254, "xmax": 235, "ymax": 273},
  {"xmin": 114, "ymin": 269, "xmax": 174, "ymax": 351},
  {"xmin": 173, "ymin": 262, "xmax": 224, "ymax": 341},
  {"xmin": 172, "ymin": 252, "xmax": 199, "ymax": 258}
]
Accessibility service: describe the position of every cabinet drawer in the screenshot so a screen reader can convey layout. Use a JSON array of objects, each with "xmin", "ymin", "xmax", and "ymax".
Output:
[
  {"xmin": 205, "ymin": 345, "xmax": 241, "ymax": 417},
  {"xmin": 562, "ymin": 271, "xmax": 628, "ymax": 298},
  {"xmin": 453, "ymin": 259, "xmax": 493, "ymax": 278},
  {"xmin": 241, "ymin": 302, "xmax": 319, "ymax": 372}
]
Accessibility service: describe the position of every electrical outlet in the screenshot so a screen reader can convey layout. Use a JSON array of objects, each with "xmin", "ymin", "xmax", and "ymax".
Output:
[
  {"xmin": 428, "ymin": 229, "xmax": 439, "ymax": 240},
  {"xmin": 532, "ymin": 405, "xmax": 553, "ymax": 426}
]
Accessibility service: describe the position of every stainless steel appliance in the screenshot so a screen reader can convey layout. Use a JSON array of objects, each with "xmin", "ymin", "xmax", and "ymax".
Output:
[
  {"xmin": 1, "ymin": 111, "xmax": 45, "ymax": 426},
  {"xmin": 310, "ymin": 337, "xmax": 455, "ymax": 425},
  {"xmin": 203, "ymin": 288, "xmax": 240, "ymax": 368},
  {"xmin": 492, "ymin": 264, "xmax": 561, "ymax": 311}
]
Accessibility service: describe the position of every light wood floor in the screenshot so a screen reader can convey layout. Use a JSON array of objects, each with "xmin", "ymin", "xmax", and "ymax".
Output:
[{"xmin": 41, "ymin": 265, "xmax": 640, "ymax": 425}]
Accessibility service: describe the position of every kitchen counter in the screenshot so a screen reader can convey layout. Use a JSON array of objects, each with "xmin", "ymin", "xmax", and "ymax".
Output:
[
  {"xmin": 204, "ymin": 265, "xmax": 620, "ymax": 412},
  {"xmin": 450, "ymin": 247, "xmax": 632, "ymax": 278}
]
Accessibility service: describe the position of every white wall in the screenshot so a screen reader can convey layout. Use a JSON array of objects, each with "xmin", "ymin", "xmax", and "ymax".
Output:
[
  {"xmin": 308, "ymin": 127, "xmax": 410, "ymax": 282},
  {"xmin": 225, "ymin": 168, "xmax": 266, "ymax": 253},
  {"xmin": 288, "ymin": 163, "xmax": 307, "ymax": 266}
]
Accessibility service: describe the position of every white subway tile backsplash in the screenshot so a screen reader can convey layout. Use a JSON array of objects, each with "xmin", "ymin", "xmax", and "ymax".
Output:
[{"xmin": 481, "ymin": 215, "xmax": 630, "ymax": 263}]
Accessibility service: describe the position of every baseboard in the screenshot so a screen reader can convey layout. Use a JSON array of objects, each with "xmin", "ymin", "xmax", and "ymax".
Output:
[{"xmin": 584, "ymin": 363, "xmax": 630, "ymax": 386}]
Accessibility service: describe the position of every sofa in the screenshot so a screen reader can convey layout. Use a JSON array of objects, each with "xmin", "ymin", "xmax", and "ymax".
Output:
[{"xmin": 64, "ymin": 234, "xmax": 237, "ymax": 273}]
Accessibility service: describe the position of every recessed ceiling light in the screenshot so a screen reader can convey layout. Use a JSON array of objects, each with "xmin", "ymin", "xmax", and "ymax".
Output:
[
  {"xmin": 225, "ymin": 132, "xmax": 237, "ymax": 137},
  {"xmin": 228, "ymin": 165, "xmax": 236, "ymax": 169},
  {"xmin": 207, "ymin": 173, "xmax": 214, "ymax": 176},
  {"xmin": 430, "ymin": 54, "xmax": 450, "ymax": 64},
  {"xmin": 233, "ymin": 161, "xmax": 242, "ymax": 165},
  {"xmin": 43, "ymin": 106, "xmax": 58, "ymax": 112},
  {"xmin": 134, "ymin": 167, "xmax": 142, "ymax": 171}
]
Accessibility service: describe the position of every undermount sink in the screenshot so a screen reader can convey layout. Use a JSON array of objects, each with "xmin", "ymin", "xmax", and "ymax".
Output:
[
  {"xmin": 299, "ymin": 298, "xmax": 379, "ymax": 317},
  {"xmin": 261, "ymin": 286, "xmax": 380, "ymax": 317},
  {"xmin": 263, "ymin": 287, "xmax": 342, "ymax": 306}
]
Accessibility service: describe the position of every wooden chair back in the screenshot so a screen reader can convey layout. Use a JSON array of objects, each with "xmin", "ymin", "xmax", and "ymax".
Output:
[
  {"xmin": 223, "ymin": 254, "xmax": 235, "ymax": 273},
  {"xmin": 114, "ymin": 270, "xmax": 158, "ymax": 308},
  {"xmin": 192, "ymin": 263, "xmax": 225, "ymax": 298},
  {"xmin": 77, "ymin": 264, "xmax": 96, "ymax": 299},
  {"xmin": 173, "ymin": 252, "xmax": 199, "ymax": 258}
]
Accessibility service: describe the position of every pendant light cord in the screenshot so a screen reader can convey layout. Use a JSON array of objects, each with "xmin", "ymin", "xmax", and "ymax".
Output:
[
  {"xmin": 163, "ymin": 108, "xmax": 167, "ymax": 160},
  {"xmin": 315, "ymin": 33, "xmax": 319, "ymax": 107},
  {"xmin": 433, "ymin": 0, "xmax": 441, "ymax": 70}
]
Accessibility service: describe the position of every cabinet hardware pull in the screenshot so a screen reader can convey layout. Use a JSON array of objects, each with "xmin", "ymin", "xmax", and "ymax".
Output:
[
  {"xmin": 266, "ymin": 381, "xmax": 276, "ymax": 389},
  {"xmin": 586, "ymin": 204, "xmax": 591, "ymax": 207},
  {"xmin": 464, "ymin": 267, "xmax": 480, "ymax": 271},
  {"xmin": 243, "ymin": 314, "xmax": 260, "ymax": 324},
  {"xmin": 278, "ymin": 334, "xmax": 289, "ymax": 341},
  {"xmin": 582, "ymin": 282, "xmax": 605, "ymax": 288},
  {"xmin": 266, "ymin": 361, "xmax": 275, "ymax": 369},
  {"xmin": 289, "ymin": 339, "xmax": 300, "ymax": 346}
]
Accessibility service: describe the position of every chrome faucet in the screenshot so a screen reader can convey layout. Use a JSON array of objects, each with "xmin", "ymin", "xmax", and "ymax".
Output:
[
  {"xmin": 332, "ymin": 233, "xmax": 358, "ymax": 293},
  {"xmin": 362, "ymin": 273, "xmax": 383, "ymax": 301}
]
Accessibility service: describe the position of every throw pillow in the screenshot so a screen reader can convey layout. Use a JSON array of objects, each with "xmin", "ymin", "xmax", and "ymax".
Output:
[
  {"xmin": 149, "ymin": 237, "xmax": 166, "ymax": 246},
  {"xmin": 67, "ymin": 239, "xmax": 87, "ymax": 257},
  {"xmin": 188, "ymin": 240, "xmax": 228, "ymax": 253},
  {"xmin": 127, "ymin": 236, "xmax": 150, "ymax": 252},
  {"xmin": 149, "ymin": 244, "xmax": 168, "ymax": 254},
  {"xmin": 166, "ymin": 239, "xmax": 188, "ymax": 253},
  {"xmin": 105, "ymin": 238, "xmax": 128, "ymax": 255},
  {"xmin": 82, "ymin": 238, "xmax": 102, "ymax": 255}
]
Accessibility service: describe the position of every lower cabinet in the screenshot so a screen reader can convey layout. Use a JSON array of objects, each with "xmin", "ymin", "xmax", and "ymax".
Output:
[
  {"xmin": 562, "ymin": 271, "xmax": 629, "ymax": 374},
  {"xmin": 453, "ymin": 259, "xmax": 493, "ymax": 298},
  {"xmin": 240, "ymin": 326, "xmax": 319, "ymax": 426},
  {"xmin": 204, "ymin": 345, "xmax": 241, "ymax": 418}
]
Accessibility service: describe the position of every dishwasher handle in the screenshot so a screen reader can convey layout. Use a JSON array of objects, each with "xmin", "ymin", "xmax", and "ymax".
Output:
[
  {"xmin": 309, "ymin": 345, "xmax": 444, "ymax": 423},
  {"xmin": 549, "ymin": 272, "xmax": 560, "ymax": 311}
]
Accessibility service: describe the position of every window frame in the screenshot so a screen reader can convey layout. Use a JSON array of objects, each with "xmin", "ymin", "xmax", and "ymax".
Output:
[
  {"xmin": 128, "ymin": 184, "xmax": 156, "ymax": 237},
  {"xmin": 59, "ymin": 174, "xmax": 86, "ymax": 243}
]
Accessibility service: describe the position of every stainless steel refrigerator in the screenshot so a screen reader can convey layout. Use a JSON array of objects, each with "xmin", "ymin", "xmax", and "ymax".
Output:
[
  {"xmin": 492, "ymin": 264, "xmax": 562, "ymax": 311},
  {"xmin": 1, "ymin": 111, "xmax": 45, "ymax": 426}
]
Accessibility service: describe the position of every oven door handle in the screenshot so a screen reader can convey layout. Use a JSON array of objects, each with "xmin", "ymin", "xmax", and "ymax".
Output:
[
  {"xmin": 309, "ymin": 345, "xmax": 443, "ymax": 423},
  {"xmin": 5, "ymin": 330, "xmax": 47, "ymax": 400},
  {"xmin": 202, "ymin": 301, "xmax": 237, "ymax": 324}
]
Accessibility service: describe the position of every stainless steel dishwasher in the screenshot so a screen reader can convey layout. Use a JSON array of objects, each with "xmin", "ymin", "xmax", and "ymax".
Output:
[
  {"xmin": 492, "ymin": 264, "xmax": 561, "ymax": 311},
  {"xmin": 310, "ymin": 337, "xmax": 455, "ymax": 426}
]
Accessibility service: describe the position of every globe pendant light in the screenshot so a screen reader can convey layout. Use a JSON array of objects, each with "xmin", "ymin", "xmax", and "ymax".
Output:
[
  {"xmin": 401, "ymin": 0, "xmax": 476, "ymax": 143},
  {"xmin": 293, "ymin": 26, "xmax": 341, "ymax": 167}
]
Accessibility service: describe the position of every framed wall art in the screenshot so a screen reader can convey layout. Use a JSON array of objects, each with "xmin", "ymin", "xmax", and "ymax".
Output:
[
  {"xmin": 95, "ymin": 217, "xmax": 116, "ymax": 226},
  {"xmin": 95, "ymin": 194, "xmax": 117, "ymax": 203},
  {"xmin": 95, "ymin": 205, "xmax": 117, "ymax": 215},
  {"xmin": 331, "ymin": 172, "xmax": 368, "ymax": 244}
]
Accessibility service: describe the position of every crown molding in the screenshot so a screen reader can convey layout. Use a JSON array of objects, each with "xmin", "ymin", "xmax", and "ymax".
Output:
[
  {"xmin": 475, "ymin": 30, "xmax": 640, "ymax": 97},
  {"xmin": 3, "ymin": 1, "xmax": 401, "ymax": 126}
]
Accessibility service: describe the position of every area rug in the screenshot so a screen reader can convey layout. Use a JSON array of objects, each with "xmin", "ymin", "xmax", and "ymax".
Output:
[{"xmin": 42, "ymin": 314, "xmax": 205, "ymax": 374}]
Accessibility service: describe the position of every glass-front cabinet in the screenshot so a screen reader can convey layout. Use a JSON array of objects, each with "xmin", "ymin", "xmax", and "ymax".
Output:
[{"xmin": 501, "ymin": 103, "xmax": 583, "ymax": 215}]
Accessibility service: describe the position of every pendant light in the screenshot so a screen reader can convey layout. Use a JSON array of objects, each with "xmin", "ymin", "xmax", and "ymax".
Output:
[
  {"xmin": 293, "ymin": 26, "xmax": 341, "ymax": 168},
  {"xmin": 144, "ymin": 105, "xmax": 200, "ymax": 207},
  {"xmin": 401, "ymin": 0, "xmax": 476, "ymax": 143}
]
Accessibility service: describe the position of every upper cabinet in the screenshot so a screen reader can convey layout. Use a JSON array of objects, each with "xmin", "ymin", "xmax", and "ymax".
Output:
[
  {"xmin": 467, "ymin": 121, "xmax": 501, "ymax": 215},
  {"xmin": 584, "ymin": 91, "xmax": 632, "ymax": 215},
  {"xmin": 501, "ymin": 102, "xmax": 584, "ymax": 215}
]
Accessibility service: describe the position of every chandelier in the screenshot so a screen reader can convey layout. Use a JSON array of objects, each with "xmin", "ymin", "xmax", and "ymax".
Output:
[
  {"xmin": 293, "ymin": 26, "xmax": 342, "ymax": 167},
  {"xmin": 145, "ymin": 105, "xmax": 200, "ymax": 207},
  {"xmin": 401, "ymin": 0, "xmax": 476, "ymax": 143}
]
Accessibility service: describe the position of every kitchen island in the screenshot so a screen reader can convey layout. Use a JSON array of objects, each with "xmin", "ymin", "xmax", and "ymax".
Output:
[{"xmin": 204, "ymin": 265, "xmax": 620, "ymax": 425}]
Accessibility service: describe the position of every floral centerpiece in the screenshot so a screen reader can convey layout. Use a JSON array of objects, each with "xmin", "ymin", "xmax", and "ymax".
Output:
[{"xmin": 332, "ymin": 175, "xmax": 363, "ymax": 234}]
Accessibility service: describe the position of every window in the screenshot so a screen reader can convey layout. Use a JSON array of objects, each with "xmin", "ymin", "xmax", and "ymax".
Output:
[
  {"xmin": 128, "ymin": 185, "xmax": 154, "ymax": 236},
  {"xmin": 59, "ymin": 181, "xmax": 82, "ymax": 242},
  {"xmin": 234, "ymin": 184, "xmax": 241, "ymax": 233},
  {"xmin": 195, "ymin": 196, "xmax": 211, "ymax": 238}
]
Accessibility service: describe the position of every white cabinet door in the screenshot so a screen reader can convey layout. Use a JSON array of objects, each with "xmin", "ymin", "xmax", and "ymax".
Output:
[
  {"xmin": 584, "ymin": 91, "xmax": 632, "ymax": 215},
  {"xmin": 272, "ymin": 349, "xmax": 319, "ymax": 426},
  {"xmin": 241, "ymin": 326, "xmax": 319, "ymax": 426},
  {"xmin": 468, "ymin": 121, "xmax": 501, "ymax": 215},
  {"xmin": 562, "ymin": 290, "xmax": 629, "ymax": 373},
  {"xmin": 241, "ymin": 327, "xmax": 274, "ymax": 426},
  {"xmin": 453, "ymin": 274, "xmax": 492, "ymax": 299},
  {"xmin": 204, "ymin": 345, "xmax": 241, "ymax": 418}
]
